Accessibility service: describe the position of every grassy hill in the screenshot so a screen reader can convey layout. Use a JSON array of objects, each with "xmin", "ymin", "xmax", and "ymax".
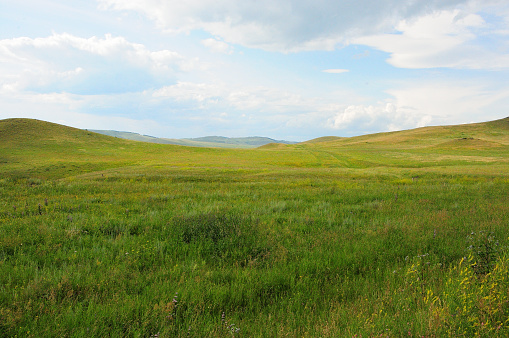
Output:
[
  {"xmin": 301, "ymin": 136, "xmax": 344, "ymax": 143},
  {"xmin": 1, "ymin": 118, "xmax": 163, "ymax": 179},
  {"xmin": 1, "ymin": 117, "xmax": 509, "ymax": 179},
  {"xmin": 1, "ymin": 117, "xmax": 509, "ymax": 336},
  {"xmin": 303, "ymin": 117, "xmax": 509, "ymax": 148},
  {"xmin": 0, "ymin": 118, "xmax": 509, "ymax": 178}
]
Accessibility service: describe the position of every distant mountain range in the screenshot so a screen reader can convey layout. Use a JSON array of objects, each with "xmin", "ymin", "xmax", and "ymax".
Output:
[{"xmin": 88, "ymin": 130, "xmax": 297, "ymax": 148}]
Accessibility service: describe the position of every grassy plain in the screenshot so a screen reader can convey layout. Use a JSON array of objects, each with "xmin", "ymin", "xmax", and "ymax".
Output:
[{"xmin": 1, "ymin": 117, "xmax": 509, "ymax": 336}]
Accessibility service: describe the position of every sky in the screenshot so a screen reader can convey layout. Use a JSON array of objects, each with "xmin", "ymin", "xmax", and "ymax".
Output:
[{"xmin": 1, "ymin": 0, "xmax": 509, "ymax": 141}]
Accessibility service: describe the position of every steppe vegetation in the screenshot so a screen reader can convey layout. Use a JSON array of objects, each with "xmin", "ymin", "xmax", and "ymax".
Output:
[{"xmin": 1, "ymin": 117, "xmax": 509, "ymax": 336}]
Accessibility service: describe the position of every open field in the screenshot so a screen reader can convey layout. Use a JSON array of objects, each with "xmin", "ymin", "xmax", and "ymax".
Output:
[{"xmin": 1, "ymin": 117, "xmax": 509, "ymax": 336}]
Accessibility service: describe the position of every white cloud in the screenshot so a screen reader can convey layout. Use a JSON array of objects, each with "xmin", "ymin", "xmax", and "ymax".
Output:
[
  {"xmin": 153, "ymin": 81, "xmax": 316, "ymax": 113},
  {"xmin": 201, "ymin": 38, "xmax": 233, "ymax": 54},
  {"xmin": 327, "ymin": 81, "xmax": 509, "ymax": 134},
  {"xmin": 354, "ymin": 5, "xmax": 509, "ymax": 69},
  {"xmin": 327, "ymin": 103, "xmax": 395, "ymax": 131},
  {"xmin": 322, "ymin": 69, "xmax": 349, "ymax": 74},
  {"xmin": 3, "ymin": 74, "xmax": 508, "ymax": 140},
  {"xmin": 99, "ymin": 0, "xmax": 469, "ymax": 52},
  {"xmin": 386, "ymin": 83, "xmax": 508, "ymax": 124},
  {"xmin": 151, "ymin": 78, "xmax": 509, "ymax": 138},
  {"xmin": 0, "ymin": 88, "xmax": 175, "ymax": 136},
  {"xmin": 0, "ymin": 33, "xmax": 194, "ymax": 94}
]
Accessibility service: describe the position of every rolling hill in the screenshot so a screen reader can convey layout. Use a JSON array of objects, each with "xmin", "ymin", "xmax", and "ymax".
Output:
[
  {"xmin": 302, "ymin": 117, "xmax": 509, "ymax": 148},
  {"xmin": 89, "ymin": 129, "xmax": 296, "ymax": 148},
  {"xmin": 1, "ymin": 117, "xmax": 508, "ymax": 180}
]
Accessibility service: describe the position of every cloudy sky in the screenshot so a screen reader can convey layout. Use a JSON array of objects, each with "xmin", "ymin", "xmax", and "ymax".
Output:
[{"xmin": 1, "ymin": 0, "xmax": 509, "ymax": 141}]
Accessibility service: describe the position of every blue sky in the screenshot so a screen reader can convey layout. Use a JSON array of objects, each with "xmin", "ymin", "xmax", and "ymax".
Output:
[{"xmin": 1, "ymin": 0, "xmax": 509, "ymax": 141}]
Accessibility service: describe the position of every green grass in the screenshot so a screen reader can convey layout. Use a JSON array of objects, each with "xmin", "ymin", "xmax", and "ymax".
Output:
[{"xmin": 1, "ymin": 117, "xmax": 509, "ymax": 336}]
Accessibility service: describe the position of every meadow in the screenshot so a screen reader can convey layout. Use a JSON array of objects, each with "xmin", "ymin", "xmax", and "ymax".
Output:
[{"xmin": 1, "ymin": 117, "xmax": 509, "ymax": 336}]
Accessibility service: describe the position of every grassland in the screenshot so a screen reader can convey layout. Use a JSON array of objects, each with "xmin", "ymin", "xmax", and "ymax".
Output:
[{"xmin": 1, "ymin": 117, "xmax": 509, "ymax": 337}]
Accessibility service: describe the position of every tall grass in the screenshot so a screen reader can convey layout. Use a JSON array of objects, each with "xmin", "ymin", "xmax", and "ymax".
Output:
[{"xmin": 1, "ymin": 166, "xmax": 508, "ymax": 336}]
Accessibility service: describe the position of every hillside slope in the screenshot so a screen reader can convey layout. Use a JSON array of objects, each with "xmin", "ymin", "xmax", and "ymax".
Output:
[
  {"xmin": 302, "ymin": 117, "xmax": 509, "ymax": 148},
  {"xmin": 1, "ymin": 117, "xmax": 508, "ymax": 179},
  {"xmin": 0, "ymin": 118, "xmax": 119, "ymax": 146},
  {"xmin": 0, "ymin": 118, "xmax": 179, "ymax": 179},
  {"xmin": 276, "ymin": 116, "xmax": 509, "ymax": 168}
]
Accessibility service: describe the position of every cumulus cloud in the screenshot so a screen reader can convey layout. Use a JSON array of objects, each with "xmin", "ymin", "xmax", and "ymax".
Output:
[
  {"xmin": 3, "ymin": 74, "xmax": 508, "ymax": 140},
  {"xmin": 151, "ymin": 77, "xmax": 509, "ymax": 138},
  {"xmin": 385, "ymin": 83, "xmax": 507, "ymax": 124},
  {"xmin": 98, "ymin": 0, "xmax": 509, "ymax": 71},
  {"xmin": 98, "ymin": 0, "xmax": 469, "ymax": 52},
  {"xmin": 354, "ymin": 5, "xmax": 509, "ymax": 69},
  {"xmin": 326, "ymin": 102, "xmax": 424, "ymax": 134},
  {"xmin": 327, "ymin": 81, "xmax": 509, "ymax": 135},
  {"xmin": 0, "ymin": 33, "xmax": 194, "ymax": 94}
]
